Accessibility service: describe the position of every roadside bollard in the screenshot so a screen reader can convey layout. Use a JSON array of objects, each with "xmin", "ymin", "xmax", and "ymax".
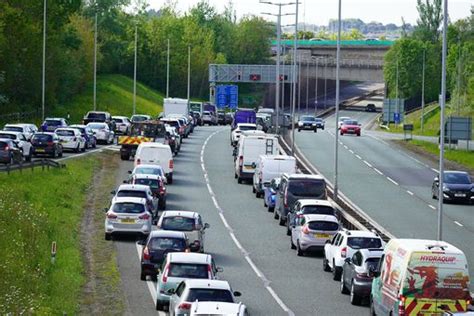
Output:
[{"xmin": 51, "ymin": 241, "xmax": 57, "ymax": 264}]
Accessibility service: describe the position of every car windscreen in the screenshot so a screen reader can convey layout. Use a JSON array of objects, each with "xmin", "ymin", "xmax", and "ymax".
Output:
[
  {"xmin": 134, "ymin": 178, "xmax": 160, "ymax": 189},
  {"xmin": 443, "ymin": 172, "xmax": 471, "ymax": 184},
  {"xmin": 365, "ymin": 257, "xmax": 381, "ymax": 271},
  {"xmin": 308, "ymin": 221, "xmax": 339, "ymax": 231},
  {"xmin": 112, "ymin": 202, "xmax": 145, "ymax": 214},
  {"xmin": 343, "ymin": 120, "xmax": 358, "ymax": 125},
  {"xmin": 163, "ymin": 121, "xmax": 179, "ymax": 128},
  {"xmin": 186, "ymin": 289, "xmax": 234, "ymax": 303},
  {"xmin": 113, "ymin": 118, "xmax": 123, "ymax": 123},
  {"xmin": 88, "ymin": 123, "xmax": 106, "ymax": 129},
  {"xmin": 0, "ymin": 133, "xmax": 15, "ymax": 140},
  {"xmin": 301, "ymin": 116, "xmax": 315, "ymax": 121},
  {"xmin": 132, "ymin": 116, "xmax": 148, "ymax": 122},
  {"xmin": 56, "ymin": 130, "xmax": 75, "ymax": 136},
  {"xmin": 239, "ymin": 125, "xmax": 256, "ymax": 131},
  {"xmin": 149, "ymin": 237, "xmax": 186, "ymax": 250},
  {"xmin": 135, "ymin": 167, "xmax": 163, "ymax": 177},
  {"xmin": 32, "ymin": 134, "xmax": 52, "ymax": 142},
  {"xmin": 4, "ymin": 126, "xmax": 23, "ymax": 132},
  {"xmin": 288, "ymin": 180, "xmax": 326, "ymax": 198},
  {"xmin": 86, "ymin": 113, "xmax": 106, "ymax": 120},
  {"xmin": 168, "ymin": 263, "xmax": 208, "ymax": 278},
  {"xmin": 347, "ymin": 237, "xmax": 382, "ymax": 249},
  {"xmin": 302, "ymin": 206, "xmax": 335, "ymax": 216},
  {"xmin": 45, "ymin": 120, "xmax": 62, "ymax": 126},
  {"xmin": 116, "ymin": 190, "xmax": 147, "ymax": 199},
  {"xmin": 161, "ymin": 216, "xmax": 195, "ymax": 231},
  {"xmin": 73, "ymin": 127, "xmax": 85, "ymax": 134}
]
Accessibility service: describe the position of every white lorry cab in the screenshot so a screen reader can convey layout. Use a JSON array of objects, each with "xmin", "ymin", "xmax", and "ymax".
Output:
[
  {"xmin": 253, "ymin": 155, "xmax": 296, "ymax": 198},
  {"xmin": 370, "ymin": 239, "xmax": 471, "ymax": 316},
  {"xmin": 234, "ymin": 134, "xmax": 278, "ymax": 184},
  {"xmin": 163, "ymin": 98, "xmax": 189, "ymax": 117},
  {"xmin": 134, "ymin": 142, "xmax": 174, "ymax": 184}
]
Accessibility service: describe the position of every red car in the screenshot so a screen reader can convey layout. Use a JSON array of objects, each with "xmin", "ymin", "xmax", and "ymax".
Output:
[{"xmin": 340, "ymin": 120, "xmax": 361, "ymax": 136}]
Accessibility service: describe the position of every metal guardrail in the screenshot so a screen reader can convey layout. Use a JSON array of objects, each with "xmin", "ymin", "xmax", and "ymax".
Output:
[
  {"xmin": 0, "ymin": 109, "xmax": 40, "ymax": 125},
  {"xmin": 0, "ymin": 159, "xmax": 65, "ymax": 174}
]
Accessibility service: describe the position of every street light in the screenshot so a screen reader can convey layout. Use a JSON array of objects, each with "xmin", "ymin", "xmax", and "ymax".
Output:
[
  {"xmin": 421, "ymin": 48, "xmax": 426, "ymax": 134},
  {"xmin": 291, "ymin": 0, "xmax": 300, "ymax": 156},
  {"xmin": 133, "ymin": 23, "xmax": 138, "ymax": 115},
  {"xmin": 313, "ymin": 56, "xmax": 323, "ymax": 116},
  {"xmin": 42, "ymin": 0, "xmax": 47, "ymax": 121},
  {"xmin": 93, "ymin": 12, "xmax": 98, "ymax": 111},
  {"xmin": 166, "ymin": 38, "xmax": 170, "ymax": 98},
  {"xmin": 333, "ymin": 0, "xmax": 342, "ymax": 201}
]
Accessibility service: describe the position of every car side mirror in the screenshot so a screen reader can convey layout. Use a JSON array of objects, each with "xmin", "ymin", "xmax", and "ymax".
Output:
[
  {"xmin": 233, "ymin": 291, "xmax": 242, "ymax": 297},
  {"xmin": 369, "ymin": 267, "xmax": 380, "ymax": 278},
  {"xmin": 167, "ymin": 288, "xmax": 175, "ymax": 295},
  {"xmin": 123, "ymin": 180, "xmax": 128, "ymax": 184},
  {"xmin": 232, "ymin": 149, "xmax": 237, "ymax": 157},
  {"xmin": 216, "ymin": 266, "xmax": 223, "ymax": 273},
  {"xmin": 251, "ymin": 162, "xmax": 256, "ymax": 169},
  {"xmin": 325, "ymin": 240, "xmax": 331, "ymax": 244},
  {"xmin": 204, "ymin": 223, "xmax": 210, "ymax": 229},
  {"xmin": 345, "ymin": 258, "xmax": 351, "ymax": 264},
  {"xmin": 110, "ymin": 190, "xmax": 116, "ymax": 195},
  {"xmin": 128, "ymin": 170, "xmax": 132, "ymax": 174}
]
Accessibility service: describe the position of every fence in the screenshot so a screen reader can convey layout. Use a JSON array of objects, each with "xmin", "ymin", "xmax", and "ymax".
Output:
[
  {"xmin": 0, "ymin": 159, "xmax": 65, "ymax": 174},
  {"xmin": 0, "ymin": 109, "xmax": 41, "ymax": 125}
]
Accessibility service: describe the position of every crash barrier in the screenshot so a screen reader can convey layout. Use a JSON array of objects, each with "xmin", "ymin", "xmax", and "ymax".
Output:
[{"xmin": 0, "ymin": 159, "xmax": 65, "ymax": 174}]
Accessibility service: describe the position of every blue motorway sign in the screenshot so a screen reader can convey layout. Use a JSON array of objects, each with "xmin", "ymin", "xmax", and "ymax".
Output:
[
  {"xmin": 215, "ymin": 85, "xmax": 238, "ymax": 109},
  {"xmin": 394, "ymin": 112, "xmax": 401, "ymax": 124}
]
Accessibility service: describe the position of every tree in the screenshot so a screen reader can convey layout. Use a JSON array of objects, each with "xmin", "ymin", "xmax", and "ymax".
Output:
[{"xmin": 412, "ymin": 0, "xmax": 443, "ymax": 43}]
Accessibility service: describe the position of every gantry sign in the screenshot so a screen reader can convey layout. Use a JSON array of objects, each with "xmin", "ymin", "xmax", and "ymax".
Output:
[{"xmin": 208, "ymin": 64, "xmax": 297, "ymax": 84}]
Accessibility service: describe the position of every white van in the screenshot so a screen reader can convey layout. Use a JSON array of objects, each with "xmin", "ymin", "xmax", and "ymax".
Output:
[
  {"xmin": 253, "ymin": 155, "xmax": 296, "ymax": 198},
  {"xmin": 135, "ymin": 142, "xmax": 174, "ymax": 184},
  {"xmin": 371, "ymin": 239, "xmax": 471, "ymax": 315},
  {"xmin": 234, "ymin": 134, "xmax": 278, "ymax": 184}
]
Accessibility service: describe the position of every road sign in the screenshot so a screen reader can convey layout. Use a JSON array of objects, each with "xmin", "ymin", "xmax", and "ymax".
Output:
[
  {"xmin": 215, "ymin": 85, "xmax": 238, "ymax": 109},
  {"xmin": 227, "ymin": 85, "xmax": 238, "ymax": 109},
  {"xmin": 216, "ymin": 85, "xmax": 227, "ymax": 108},
  {"xmin": 394, "ymin": 113, "xmax": 401, "ymax": 124}
]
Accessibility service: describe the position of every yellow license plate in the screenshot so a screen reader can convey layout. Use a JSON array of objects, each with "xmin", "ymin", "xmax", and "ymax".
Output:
[
  {"xmin": 121, "ymin": 219, "xmax": 135, "ymax": 224},
  {"xmin": 36, "ymin": 149, "xmax": 45, "ymax": 152},
  {"xmin": 315, "ymin": 233, "xmax": 329, "ymax": 238}
]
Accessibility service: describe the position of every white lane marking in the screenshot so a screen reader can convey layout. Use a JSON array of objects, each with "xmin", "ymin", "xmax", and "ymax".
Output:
[
  {"xmin": 373, "ymin": 168, "xmax": 383, "ymax": 175},
  {"xmin": 201, "ymin": 130, "xmax": 295, "ymax": 316},
  {"xmin": 406, "ymin": 190, "xmax": 414, "ymax": 196},
  {"xmin": 134, "ymin": 243, "xmax": 166, "ymax": 316},
  {"xmin": 355, "ymin": 154, "xmax": 362, "ymax": 160},
  {"xmin": 454, "ymin": 221, "xmax": 463, "ymax": 227},
  {"xmin": 386, "ymin": 177, "xmax": 399, "ymax": 186},
  {"xmin": 343, "ymin": 145, "xmax": 348, "ymax": 149},
  {"xmin": 363, "ymin": 160, "xmax": 372, "ymax": 167},
  {"xmin": 348, "ymin": 149, "xmax": 354, "ymax": 154},
  {"xmin": 428, "ymin": 204, "xmax": 436, "ymax": 210},
  {"xmin": 431, "ymin": 168, "xmax": 438, "ymax": 173}
]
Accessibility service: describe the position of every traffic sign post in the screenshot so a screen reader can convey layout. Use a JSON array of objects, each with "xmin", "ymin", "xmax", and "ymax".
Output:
[{"xmin": 215, "ymin": 84, "xmax": 238, "ymax": 109}]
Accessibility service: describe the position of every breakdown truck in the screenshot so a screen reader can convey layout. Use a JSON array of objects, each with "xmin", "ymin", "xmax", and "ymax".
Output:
[{"xmin": 118, "ymin": 120, "xmax": 167, "ymax": 161}]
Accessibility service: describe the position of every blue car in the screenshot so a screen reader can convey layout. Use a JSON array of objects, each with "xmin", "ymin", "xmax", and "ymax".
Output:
[
  {"xmin": 263, "ymin": 177, "xmax": 281, "ymax": 212},
  {"xmin": 70, "ymin": 124, "xmax": 97, "ymax": 149},
  {"xmin": 41, "ymin": 117, "xmax": 68, "ymax": 132}
]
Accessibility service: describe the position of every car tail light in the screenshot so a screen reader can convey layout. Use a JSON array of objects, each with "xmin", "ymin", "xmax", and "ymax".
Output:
[
  {"xmin": 107, "ymin": 212, "xmax": 117, "ymax": 219},
  {"xmin": 169, "ymin": 160, "xmax": 173, "ymax": 169},
  {"xmin": 356, "ymin": 272, "xmax": 369, "ymax": 278},
  {"xmin": 139, "ymin": 213, "xmax": 150, "ymax": 220},
  {"xmin": 3, "ymin": 145, "xmax": 9, "ymax": 150},
  {"xmin": 162, "ymin": 264, "xmax": 169, "ymax": 283},
  {"xmin": 178, "ymin": 303, "xmax": 191, "ymax": 310},
  {"xmin": 143, "ymin": 246, "xmax": 151, "ymax": 260},
  {"xmin": 341, "ymin": 247, "xmax": 347, "ymax": 258},
  {"xmin": 398, "ymin": 294, "xmax": 406, "ymax": 316},
  {"xmin": 302, "ymin": 225, "xmax": 310, "ymax": 235},
  {"xmin": 136, "ymin": 159, "xmax": 141, "ymax": 165},
  {"xmin": 159, "ymin": 186, "xmax": 166, "ymax": 195},
  {"xmin": 284, "ymin": 187, "xmax": 288, "ymax": 207}
]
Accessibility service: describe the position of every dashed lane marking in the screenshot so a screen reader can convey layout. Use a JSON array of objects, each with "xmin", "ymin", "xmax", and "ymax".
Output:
[
  {"xmin": 348, "ymin": 149, "xmax": 354, "ymax": 154},
  {"xmin": 454, "ymin": 221, "xmax": 463, "ymax": 227},
  {"xmin": 355, "ymin": 154, "xmax": 362, "ymax": 160},
  {"xmin": 373, "ymin": 168, "xmax": 383, "ymax": 175},
  {"xmin": 428, "ymin": 204, "xmax": 436, "ymax": 210},
  {"xmin": 386, "ymin": 177, "xmax": 399, "ymax": 186},
  {"xmin": 406, "ymin": 190, "xmax": 414, "ymax": 196},
  {"xmin": 363, "ymin": 160, "xmax": 372, "ymax": 167}
]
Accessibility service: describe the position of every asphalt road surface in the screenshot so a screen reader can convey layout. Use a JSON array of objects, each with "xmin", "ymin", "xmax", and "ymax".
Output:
[
  {"xmin": 295, "ymin": 110, "xmax": 474, "ymax": 291},
  {"xmin": 110, "ymin": 126, "xmax": 369, "ymax": 315}
]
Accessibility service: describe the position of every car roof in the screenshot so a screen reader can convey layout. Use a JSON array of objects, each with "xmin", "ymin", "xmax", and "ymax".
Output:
[
  {"xmin": 0, "ymin": 138, "xmax": 14, "ymax": 143},
  {"xmin": 340, "ymin": 230, "xmax": 380, "ymax": 238},
  {"xmin": 388, "ymin": 238, "xmax": 464, "ymax": 254},
  {"xmin": 162, "ymin": 210, "xmax": 198, "ymax": 218},
  {"xmin": 304, "ymin": 214, "xmax": 339, "ymax": 222},
  {"xmin": 117, "ymin": 184, "xmax": 150, "ymax": 192},
  {"xmin": 56, "ymin": 127, "xmax": 78, "ymax": 131},
  {"xmin": 45, "ymin": 117, "xmax": 65, "ymax": 120},
  {"xmin": 443, "ymin": 170, "xmax": 469, "ymax": 175},
  {"xmin": 297, "ymin": 199, "xmax": 333, "ymax": 208},
  {"xmin": 134, "ymin": 164, "xmax": 163, "ymax": 170},
  {"xmin": 167, "ymin": 252, "xmax": 211, "ymax": 264},
  {"xmin": 70, "ymin": 124, "xmax": 87, "ymax": 128},
  {"xmin": 34, "ymin": 132, "xmax": 55, "ymax": 136},
  {"xmin": 149, "ymin": 230, "xmax": 187, "ymax": 239},
  {"xmin": 283, "ymin": 173, "xmax": 325, "ymax": 181},
  {"xmin": 138, "ymin": 142, "xmax": 169, "ymax": 148},
  {"xmin": 183, "ymin": 279, "xmax": 231, "ymax": 290},
  {"xmin": 191, "ymin": 302, "xmax": 243, "ymax": 314},
  {"xmin": 356, "ymin": 248, "xmax": 384, "ymax": 258},
  {"xmin": 237, "ymin": 123, "xmax": 256, "ymax": 128},
  {"xmin": 259, "ymin": 155, "xmax": 295, "ymax": 161},
  {"xmin": 4, "ymin": 124, "xmax": 26, "ymax": 128},
  {"xmin": 133, "ymin": 174, "xmax": 161, "ymax": 180},
  {"xmin": 112, "ymin": 116, "xmax": 128, "ymax": 119},
  {"xmin": 112, "ymin": 197, "xmax": 147, "ymax": 204},
  {"xmin": 0, "ymin": 130, "xmax": 21, "ymax": 136}
]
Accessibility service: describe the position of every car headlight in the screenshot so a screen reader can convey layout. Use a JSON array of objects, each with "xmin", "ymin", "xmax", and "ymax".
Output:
[
  {"xmin": 298, "ymin": 122, "xmax": 303, "ymax": 126},
  {"xmin": 442, "ymin": 184, "xmax": 450, "ymax": 192},
  {"xmin": 312, "ymin": 123, "xmax": 317, "ymax": 126}
]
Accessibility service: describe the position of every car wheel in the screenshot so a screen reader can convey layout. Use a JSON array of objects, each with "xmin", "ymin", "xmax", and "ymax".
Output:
[
  {"xmin": 322, "ymin": 126, "xmax": 325, "ymax": 130},
  {"xmin": 370, "ymin": 296, "xmax": 377, "ymax": 316},
  {"xmin": 75, "ymin": 144, "xmax": 80, "ymax": 153},
  {"xmin": 314, "ymin": 128, "xmax": 317, "ymax": 133},
  {"xmin": 167, "ymin": 174, "xmax": 173, "ymax": 185},
  {"xmin": 81, "ymin": 144, "xmax": 86, "ymax": 152},
  {"xmin": 296, "ymin": 241, "xmax": 304, "ymax": 256},
  {"xmin": 93, "ymin": 140, "xmax": 97, "ymax": 148},
  {"xmin": 273, "ymin": 208, "xmax": 279, "ymax": 219},
  {"xmin": 252, "ymin": 186, "xmax": 256, "ymax": 193},
  {"xmin": 52, "ymin": 149, "xmax": 57, "ymax": 159},
  {"xmin": 340, "ymin": 132, "xmax": 344, "ymax": 136},
  {"xmin": 286, "ymin": 222, "xmax": 291, "ymax": 236},
  {"xmin": 278, "ymin": 216, "xmax": 285, "ymax": 226},
  {"xmin": 234, "ymin": 173, "xmax": 238, "ymax": 179},
  {"xmin": 140, "ymin": 271, "xmax": 146, "ymax": 281},
  {"xmin": 26, "ymin": 150, "xmax": 32, "ymax": 162},
  {"xmin": 120, "ymin": 153, "xmax": 130, "ymax": 161},
  {"xmin": 298, "ymin": 129, "xmax": 301, "ymax": 132},
  {"xmin": 432, "ymin": 187, "xmax": 437, "ymax": 199},
  {"xmin": 332, "ymin": 260, "xmax": 341, "ymax": 280},
  {"xmin": 268, "ymin": 205, "xmax": 274, "ymax": 213},
  {"xmin": 263, "ymin": 199, "xmax": 267, "ymax": 207},
  {"xmin": 58, "ymin": 149, "xmax": 63, "ymax": 157},
  {"xmin": 290, "ymin": 236, "xmax": 296, "ymax": 249},
  {"xmin": 237, "ymin": 177, "xmax": 242, "ymax": 184},
  {"xmin": 357, "ymin": 133, "xmax": 361, "ymax": 137},
  {"xmin": 350, "ymin": 282, "xmax": 362, "ymax": 305},
  {"xmin": 340, "ymin": 272, "xmax": 349, "ymax": 294},
  {"xmin": 105, "ymin": 233, "xmax": 111, "ymax": 241},
  {"xmin": 256, "ymin": 191, "xmax": 262, "ymax": 198},
  {"xmin": 323, "ymin": 257, "xmax": 331, "ymax": 272},
  {"xmin": 156, "ymin": 301, "xmax": 164, "ymax": 311}
]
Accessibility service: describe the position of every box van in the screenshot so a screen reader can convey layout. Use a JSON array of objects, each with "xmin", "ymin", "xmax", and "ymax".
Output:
[
  {"xmin": 253, "ymin": 155, "xmax": 296, "ymax": 198},
  {"xmin": 135, "ymin": 142, "xmax": 174, "ymax": 184},
  {"xmin": 370, "ymin": 239, "xmax": 472, "ymax": 315},
  {"xmin": 234, "ymin": 134, "xmax": 278, "ymax": 184}
]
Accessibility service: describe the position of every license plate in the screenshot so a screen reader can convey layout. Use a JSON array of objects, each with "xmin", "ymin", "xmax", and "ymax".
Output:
[
  {"xmin": 35, "ymin": 149, "xmax": 45, "ymax": 152},
  {"xmin": 454, "ymin": 193, "xmax": 466, "ymax": 197},
  {"xmin": 121, "ymin": 218, "xmax": 135, "ymax": 224},
  {"xmin": 315, "ymin": 233, "xmax": 329, "ymax": 239},
  {"xmin": 244, "ymin": 165, "xmax": 254, "ymax": 170}
]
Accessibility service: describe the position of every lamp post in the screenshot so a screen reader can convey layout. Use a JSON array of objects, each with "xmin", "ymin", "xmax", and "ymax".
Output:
[
  {"xmin": 166, "ymin": 38, "xmax": 170, "ymax": 98},
  {"xmin": 187, "ymin": 45, "xmax": 191, "ymax": 106},
  {"xmin": 93, "ymin": 12, "xmax": 98, "ymax": 111},
  {"xmin": 133, "ymin": 24, "xmax": 138, "ymax": 115},
  {"xmin": 291, "ymin": 0, "xmax": 299, "ymax": 156},
  {"xmin": 42, "ymin": 0, "xmax": 47, "ymax": 121},
  {"xmin": 421, "ymin": 48, "xmax": 426, "ymax": 134},
  {"xmin": 333, "ymin": 0, "xmax": 342, "ymax": 201}
]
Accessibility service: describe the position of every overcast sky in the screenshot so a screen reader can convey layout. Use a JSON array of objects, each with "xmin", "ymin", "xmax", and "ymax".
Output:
[{"xmin": 146, "ymin": 0, "xmax": 472, "ymax": 26}]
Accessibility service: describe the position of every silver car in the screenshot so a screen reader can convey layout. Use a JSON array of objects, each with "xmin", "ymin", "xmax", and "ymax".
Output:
[
  {"xmin": 104, "ymin": 197, "xmax": 152, "ymax": 240},
  {"xmin": 111, "ymin": 184, "xmax": 158, "ymax": 218},
  {"xmin": 87, "ymin": 122, "xmax": 114, "ymax": 144},
  {"xmin": 157, "ymin": 211, "xmax": 209, "ymax": 252},
  {"xmin": 290, "ymin": 214, "xmax": 340, "ymax": 256},
  {"xmin": 169, "ymin": 279, "xmax": 241, "ymax": 316},
  {"xmin": 112, "ymin": 116, "xmax": 131, "ymax": 135},
  {"xmin": 0, "ymin": 130, "xmax": 33, "ymax": 161}
]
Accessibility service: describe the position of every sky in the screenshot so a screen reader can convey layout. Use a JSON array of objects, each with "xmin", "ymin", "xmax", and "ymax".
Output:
[{"xmin": 146, "ymin": 0, "xmax": 472, "ymax": 26}]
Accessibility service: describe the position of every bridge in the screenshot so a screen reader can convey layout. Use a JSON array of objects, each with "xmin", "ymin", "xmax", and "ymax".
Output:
[{"xmin": 272, "ymin": 40, "xmax": 393, "ymax": 82}]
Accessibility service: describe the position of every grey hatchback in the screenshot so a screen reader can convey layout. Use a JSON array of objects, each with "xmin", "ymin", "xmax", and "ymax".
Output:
[{"xmin": 0, "ymin": 139, "xmax": 23, "ymax": 164}]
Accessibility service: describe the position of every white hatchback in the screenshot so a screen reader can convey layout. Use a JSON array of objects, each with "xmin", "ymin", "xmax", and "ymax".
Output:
[
  {"xmin": 55, "ymin": 128, "xmax": 86, "ymax": 152},
  {"xmin": 104, "ymin": 197, "xmax": 152, "ymax": 240}
]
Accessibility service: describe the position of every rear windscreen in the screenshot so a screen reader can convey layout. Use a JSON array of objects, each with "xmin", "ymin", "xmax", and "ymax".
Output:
[
  {"xmin": 32, "ymin": 134, "xmax": 52, "ymax": 142},
  {"xmin": 302, "ymin": 206, "xmax": 335, "ymax": 216},
  {"xmin": 4, "ymin": 126, "xmax": 23, "ymax": 132},
  {"xmin": 134, "ymin": 178, "xmax": 160, "ymax": 189},
  {"xmin": 149, "ymin": 237, "xmax": 186, "ymax": 250},
  {"xmin": 168, "ymin": 263, "xmax": 208, "ymax": 278},
  {"xmin": 0, "ymin": 133, "xmax": 15, "ymax": 140},
  {"xmin": 56, "ymin": 130, "xmax": 74, "ymax": 136},
  {"xmin": 289, "ymin": 180, "xmax": 326, "ymax": 198},
  {"xmin": 0, "ymin": 141, "xmax": 9, "ymax": 148},
  {"xmin": 186, "ymin": 289, "xmax": 233, "ymax": 303},
  {"xmin": 112, "ymin": 202, "xmax": 145, "ymax": 214},
  {"xmin": 135, "ymin": 167, "xmax": 163, "ymax": 176},
  {"xmin": 113, "ymin": 118, "xmax": 123, "ymax": 123},
  {"xmin": 116, "ymin": 190, "xmax": 147, "ymax": 199},
  {"xmin": 239, "ymin": 125, "xmax": 256, "ymax": 131},
  {"xmin": 86, "ymin": 113, "xmax": 106, "ymax": 120},
  {"xmin": 45, "ymin": 120, "xmax": 61, "ymax": 126},
  {"xmin": 161, "ymin": 216, "xmax": 195, "ymax": 231},
  {"xmin": 308, "ymin": 221, "xmax": 339, "ymax": 231},
  {"xmin": 347, "ymin": 237, "xmax": 382, "ymax": 249}
]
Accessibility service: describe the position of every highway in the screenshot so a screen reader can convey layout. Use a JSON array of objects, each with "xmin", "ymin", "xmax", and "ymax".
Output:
[
  {"xmin": 294, "ymin": 110, "xmax": 474, "ymax": 290},
  {"xmin": 109, "ymin": 127, "xmax": 369, "ymax": 315}
]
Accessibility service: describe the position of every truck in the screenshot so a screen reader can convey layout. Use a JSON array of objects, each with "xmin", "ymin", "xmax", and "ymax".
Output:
[
  {"xmin": 118, "ymin": 120, "xmax": 167, "ymax": 161},
  {"xmin": 203, "ymin": 103, "xmax": 217, "ymax": 114},
  {"xmin": 232, "ymin": 108, "xmax": 257, "ymax": 129},
  {"xmin": 189, "ymin": 101, "xmax": 203, "ymax": 115},
  {"xmin": 163, "ymin": 98, "xmax": 189, "ymax": 117}
]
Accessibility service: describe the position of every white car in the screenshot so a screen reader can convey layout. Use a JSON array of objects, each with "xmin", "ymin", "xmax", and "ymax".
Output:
[
  {"xmin": 111, "ymin": 184, "xmax": 158, "ymax": 218},
  {"xmin": 323, "ymin": 229, "xmax": 384, "ymax": 280},
  {"xmin": 3, "ymin": 123, "xmax": 37, "ymax": 140},
  {"xmin": 55, "ymin": 128, "xmax": 86, "ymax": 152},
  {"xmin": 87, "ymin": 122, "xmax": 114, "ymax": 144},
  {"xmin": 104, "ymin": 197, "xmax": 152, "ymax": 240},
  {"xmin": 0, "ymin": 130, "xmax": 33, "ymax": 161},
  {"xmin": 112, "ymin": 116, "xmax": 131, "ymax": 135},
  {"xmin": 135, "ymin": 142, "xmax": 174, "ymax": 184},
  {"xmin": 190, "ymin": 301, "xmax": 248, "ymax": 316},
  {"xmin": 338, "ymin": 116, "xmax": 351, "ymax": 129},
  {"xmin": 169, "ymin": 279, "xmax": 242, "ymax": 316},
  {"xmin": 131, "ymin": 114, "xmax": 151, "ymax": 123},
  {"xmin": 230, "ymin": 123, "xmax": 257, "ymax": 146}
]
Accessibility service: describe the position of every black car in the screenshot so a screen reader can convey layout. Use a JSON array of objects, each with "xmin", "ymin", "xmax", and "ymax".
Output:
[
  {"xmin": 365, "ymin": 103, "xmax": 376, "ymax": 112},
  {"xmin": 341, "ymin": 249, "xmax": 383, "ymax": 305},
  {"xmin": 140, "ymin": 230, "xmax": 189, "ymax": 281},
  {"xmin": 31, "ymin": 132, "xmax": 63, "ymax": 158},
  {"xmin": 297, "ymin": 115, "xmax": 318, "ymax": 132},
  {"xmin": 224, "ymin": 113, "xmax": 234, "ymax": 125},
  {"xmin": 432, "ymin": 171, "xmax": 474, "ymax": 204},
  {"xmin": 217, "ymin": 111, "xmax": 226, "ymax": 125},
  {"xmin": 0, "ymin": 138, "xmax": 23, "ymax": 164}
]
